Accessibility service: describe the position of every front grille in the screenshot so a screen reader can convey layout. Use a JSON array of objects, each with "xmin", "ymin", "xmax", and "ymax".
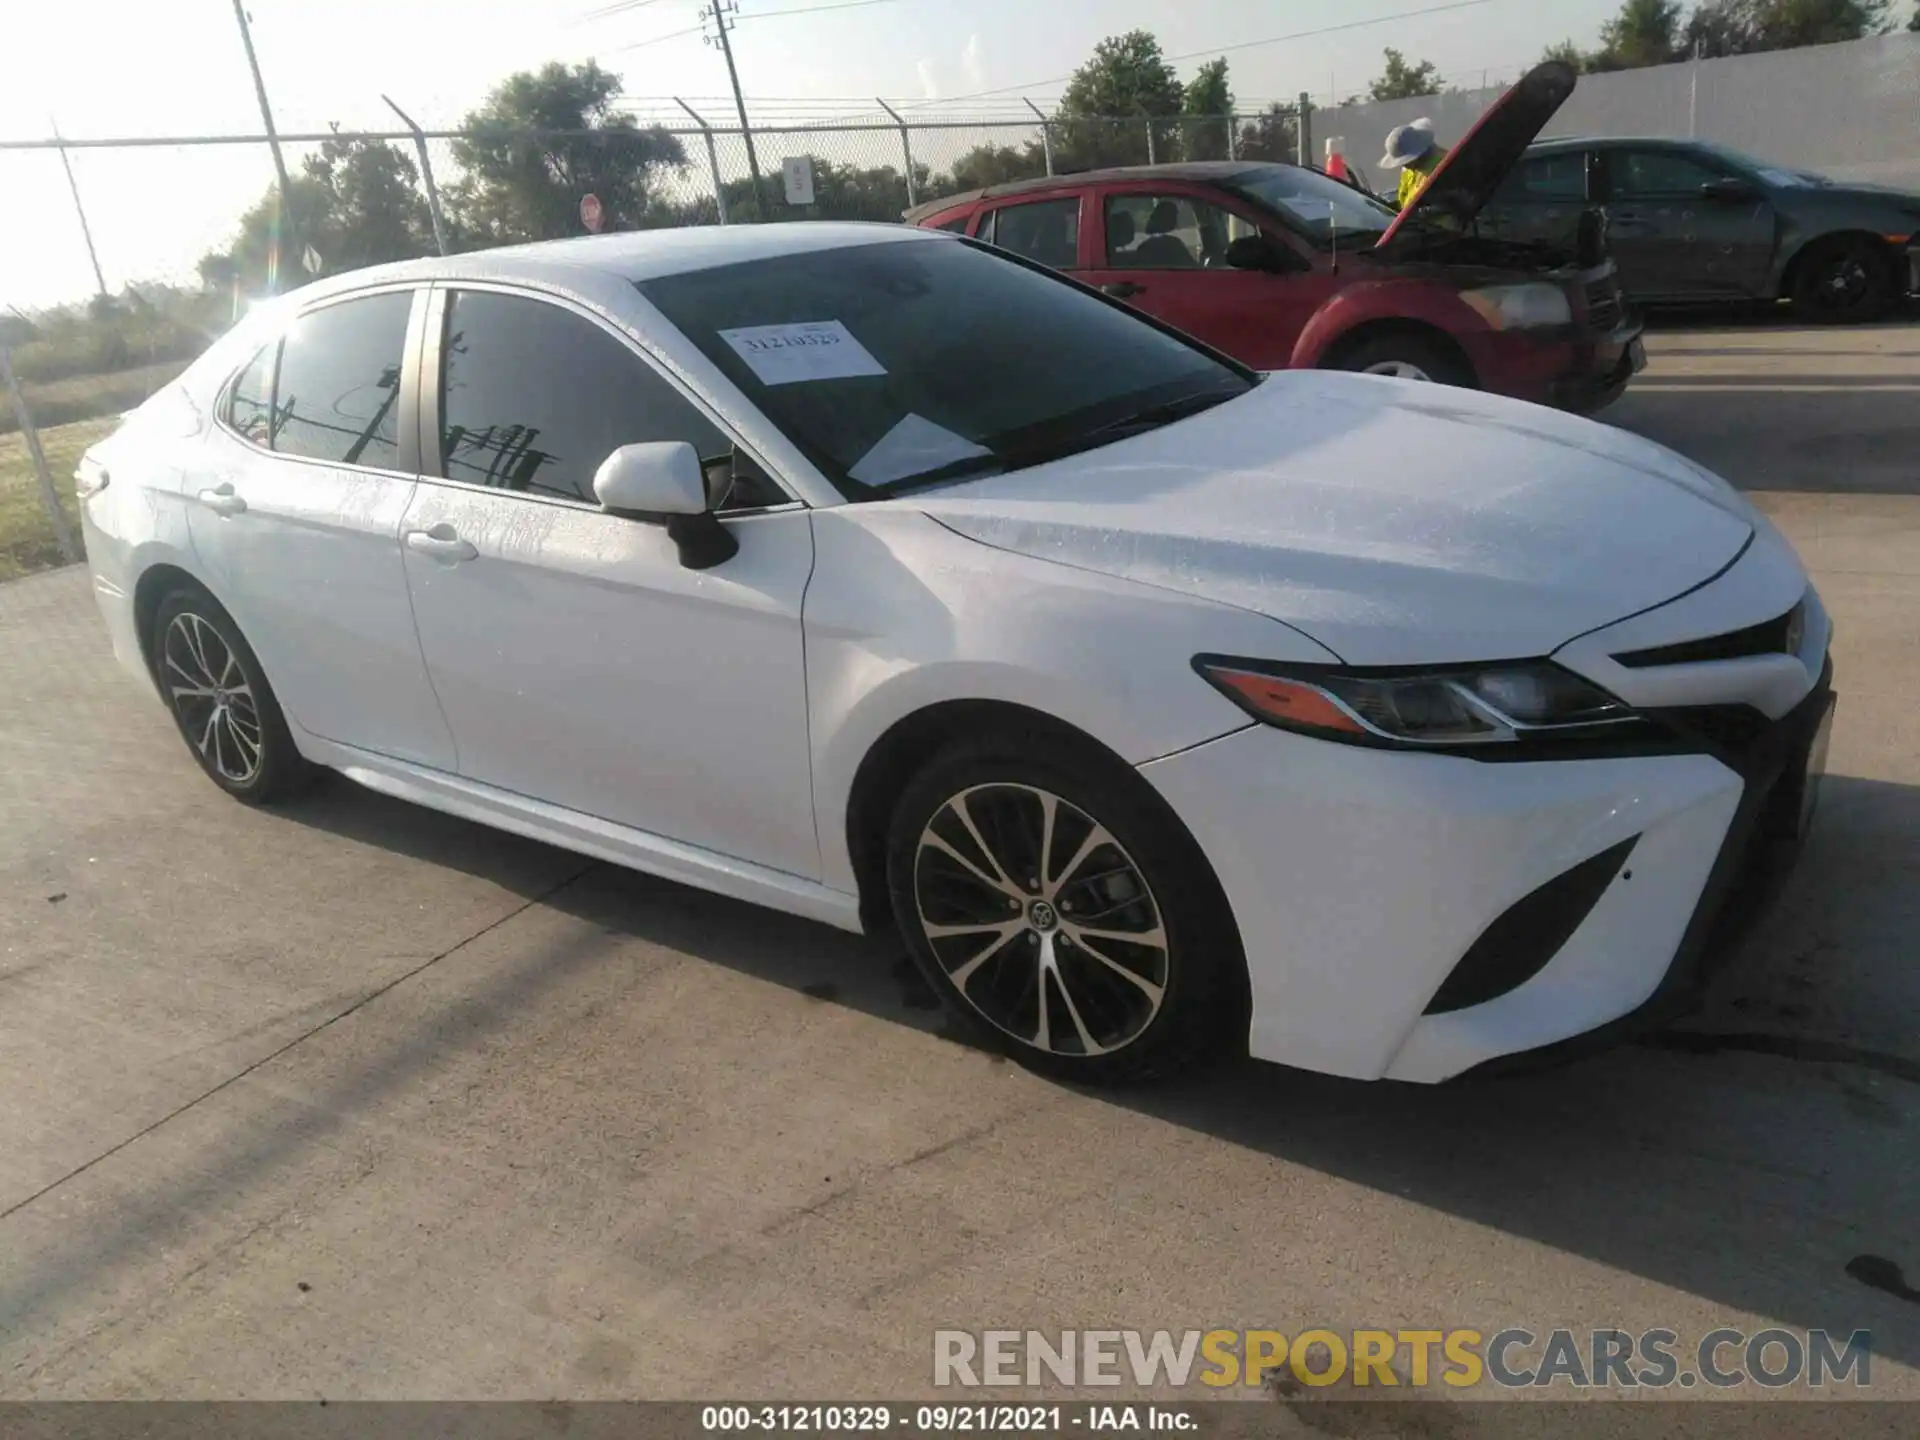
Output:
[
  {"xmin": 1584, "ymin": 276, "xmax": 1623, "ymax": 332},
  {"xmin": 1612, "ymin": 602, "xmax": 1802, "ymax": 669}
]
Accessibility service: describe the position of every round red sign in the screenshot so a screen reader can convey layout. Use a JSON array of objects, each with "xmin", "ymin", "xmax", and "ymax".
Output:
[{"xmin": 580, "ymin": 193, "xmax": 604, "ymax": 233}]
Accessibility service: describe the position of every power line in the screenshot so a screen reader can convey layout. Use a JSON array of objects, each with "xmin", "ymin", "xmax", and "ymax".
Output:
[
  {"xmin": 896, "ymin": 0, "xmax": 1505, "ymax": 111},
  {"xmin": 611, "ymin": 20, "xmax": 707, "ymax": 51},
  {"xmin": 744, "ymin": 0, "xmax": 913, "ymax": 18},
  {"xmin": 575, "ymin": 0, "xmax": 677, "ymax": 22}
]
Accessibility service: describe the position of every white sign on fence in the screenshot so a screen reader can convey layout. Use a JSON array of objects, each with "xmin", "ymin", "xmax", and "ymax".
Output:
[{"xmin": 782, "ymin": 156, "xmax": 815, "ymax": 207}]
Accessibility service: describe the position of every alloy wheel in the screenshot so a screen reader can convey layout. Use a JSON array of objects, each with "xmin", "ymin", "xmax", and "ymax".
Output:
[
  {"xmin": 162, "ymin": 611, "xmax": 264, "ymax": 785},
  {"xmin": 912, "ymin": 783, "xmax": 1169, "ymax": 1056},
  {"xmin": 1362, "ymin": 359, "xmax": 1433, "ymax": 380}
]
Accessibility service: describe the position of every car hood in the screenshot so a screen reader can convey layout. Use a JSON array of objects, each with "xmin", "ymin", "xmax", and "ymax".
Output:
[
  {"xmin": 911, "ymin": 372, "xmax": 1756, "ymax": 666},
  {"xmin": 1377, "ymin": 60, "xmax": 1577, "ymax": 252}
]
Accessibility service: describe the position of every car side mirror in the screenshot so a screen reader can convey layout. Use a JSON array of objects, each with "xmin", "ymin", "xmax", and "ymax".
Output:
[
  {"xmin": 1700, "ymin": 176, "xmax": 1758, "ymax": 203},
  {"xmin": 1224, "ymin": 234, "xmax": 1297, "ymax": 273},
  {"xmin": 592, "ymin": 441, "xmax": 739, "ymax": 570}
]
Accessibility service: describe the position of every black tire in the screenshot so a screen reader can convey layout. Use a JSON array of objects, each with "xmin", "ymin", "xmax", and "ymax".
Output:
[
  {"xmin": 1332, "ymin": 331, "xmax": 1474, "ymax": 387},
  {"xmin": 1791, "ymin": 237, "xmax": 1890, "ymax": 324},
  {"xmin": 151, "ymin": 584, "xmax": 317, "ymax": 805},
  {"xmin": 885, "ymin": 730, "xmax": 1248, "ymax": 1085}
]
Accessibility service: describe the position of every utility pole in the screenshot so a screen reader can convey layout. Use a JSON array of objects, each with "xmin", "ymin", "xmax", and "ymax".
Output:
[
  {"xmin": 229, "ymin": 0, "xmax": 303, "ymax": 289},
  {"xmin": 50, "ymin": 119, "xmax": 107, "ymax": 298},
  {"xmin": 700, "ymin": 0, "xmax": 766, "ymax": 218}
]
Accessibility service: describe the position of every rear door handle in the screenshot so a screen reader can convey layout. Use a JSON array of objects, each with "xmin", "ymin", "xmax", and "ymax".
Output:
[
  {"xmin": 196, "ymin": 483, "xmax": 247, "ymax": 516},
  {"xmin": 405, "ymin": 523, "xmax": 478, "ymax": 564},
  {"xmin": 1101, "ymin": 281, "xmax": 1147, "ymax": 298}
]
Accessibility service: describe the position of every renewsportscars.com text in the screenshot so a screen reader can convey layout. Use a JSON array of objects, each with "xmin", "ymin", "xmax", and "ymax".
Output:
[{"xmin": 932, "ymin": 1327, "xmax": 1872, "ymax": 1391}]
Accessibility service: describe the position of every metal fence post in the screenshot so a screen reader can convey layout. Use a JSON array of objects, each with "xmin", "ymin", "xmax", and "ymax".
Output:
[
  {"xmin": 50, "ymin": 121, "xmax": 108, "ymax": 297},
  {"xmin": 675, "ymin": 98, "xmax": 729, "ymax": 224},
  {"xmin": 1226, "ymin": 111, "xmax": 1237, "ymax": 161},
  {"xmin": 1024, "ymin": 98, "xmax": 1054, "ymax": 176},
  {"xmin": 1, "ymin": 346, "xmax": 81, "ymax": 566},
  {"xmin": 875, "ymin": 100, "xmax": 917, "ymax": 208},
  {"xmin": 1142, "ymin": 109, "xmax": 1156, "ymax": 165},
  {"xmin": 382, "ymin": 95, "xmax": 450, "ymax": 254},
  {"xmin": 1297, "ymin": 93, "xmax": 1313, "ymax": 167}
]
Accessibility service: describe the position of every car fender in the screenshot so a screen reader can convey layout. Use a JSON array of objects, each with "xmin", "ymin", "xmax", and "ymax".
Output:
[
  {"xmin": 802, "ymin": 506, "xmax": 1338, "ymax": 895},
  {"xmin": 1288, "ymin": 278, "xmax": 1488, "ymax": 370}
]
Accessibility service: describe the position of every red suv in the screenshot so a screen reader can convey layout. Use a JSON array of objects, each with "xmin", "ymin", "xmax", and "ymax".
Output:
[{"xmin": 907, "ymin": 63, "xmax": 1644, "ymax": 413}]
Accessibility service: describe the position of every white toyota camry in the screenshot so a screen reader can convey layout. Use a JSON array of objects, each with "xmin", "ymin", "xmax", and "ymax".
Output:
[{"xmin": 78, "ymin": 222, "xmax": 1834, "ymax": 1085}]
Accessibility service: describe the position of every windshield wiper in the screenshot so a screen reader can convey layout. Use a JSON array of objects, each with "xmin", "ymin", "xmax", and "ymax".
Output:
[{"xmin": 1075, "ymin": 386, "xmax": 1245, "ymax": 444}]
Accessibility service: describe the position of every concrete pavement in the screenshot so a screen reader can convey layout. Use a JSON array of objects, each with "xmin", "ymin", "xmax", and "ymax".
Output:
[{"xmin": 1, "ymin": 323, "xmax": 1916, "ymax": 1410}]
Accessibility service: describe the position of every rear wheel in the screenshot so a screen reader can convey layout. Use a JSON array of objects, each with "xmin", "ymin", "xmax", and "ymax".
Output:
[
  {"xmin": 1333, "ymin": 332, "xmax": 1473, "ymax": 386},
  {"xmin": 152, "ymin": 585, "xmax": 316, "ymax": 805},
  {"xmin": 1791, "ymin": 237, "xmax": 1890, "ymax": 324},
  {"xmin": 886, "ymin": 734, "xmax": 1247, "ymax": 1085}
]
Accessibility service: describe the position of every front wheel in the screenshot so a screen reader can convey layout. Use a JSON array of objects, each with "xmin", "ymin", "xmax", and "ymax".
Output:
[
  {"xmin": 152, "ymin": 585, "xmax": 316, "ymax": 804},
  {"xmin": 1333, "ymin": 332, "xmax": 1473, "ymax": 386},
  {"xmin": 1791, "ymin": 238, "xmax": 1890, "ymax": 324},
  {"xmin": 886, "ymin": 735, "xmax": 1247, "ymax": 1085}
]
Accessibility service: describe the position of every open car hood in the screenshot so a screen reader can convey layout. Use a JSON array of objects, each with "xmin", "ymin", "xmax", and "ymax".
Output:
[{"xmin": 1376, "ymin": 60, "xmax": 1577, "ymax": 251}]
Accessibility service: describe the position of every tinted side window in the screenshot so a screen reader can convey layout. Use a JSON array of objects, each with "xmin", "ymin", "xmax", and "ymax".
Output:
[
  {"xmin": 1500, "ymin": 153, "xmax": 1587, "ymax": 202},
  {"xmin": 227, "ymin": 344, "xmax": 276, "ymax": 446},
  {"xmin": 271, "ymin": 292, "xmax": 413, "ymax": 469},
  {"xmin": 1612, "ymin": 149, "xmax": 1725, "ymax": 196},
  {"xmin": 984, "ymin": 198, "xmax": 1080, "ymax": 269},
  {"xmin": 1104, "ymin": 193, "xmax": 1258, "ymax": 269},
  {"xmin": 934, "ymin": 215, "xmax": 970, "ymax": 233},
  {"xmin": 439, "ymin": 291, "xmax": 731, "ymax": 506}
]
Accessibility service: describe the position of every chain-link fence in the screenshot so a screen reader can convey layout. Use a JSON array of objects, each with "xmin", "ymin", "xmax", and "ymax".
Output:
[{"xmin": 0, "ymin": 106, "xmax": 1316, "ymax": 317}]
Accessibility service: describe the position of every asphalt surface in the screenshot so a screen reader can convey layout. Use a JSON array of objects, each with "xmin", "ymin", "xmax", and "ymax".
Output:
[{"xmin": 2, "ymin": 321, "xmax": 1917, "ymax": 1417}]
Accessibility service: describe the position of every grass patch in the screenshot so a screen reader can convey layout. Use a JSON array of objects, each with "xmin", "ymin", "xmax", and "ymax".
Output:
[
  {"xmin": 0, "ymin": 416, "xmax": 119, "ymax": 583},
  {"xmin": 3, "ymin": 360, "xmax": 188, "ymax": 435}
]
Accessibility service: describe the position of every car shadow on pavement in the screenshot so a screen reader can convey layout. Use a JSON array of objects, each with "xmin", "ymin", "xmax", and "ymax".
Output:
[{"xmin": 267, "ymin": 768, "xmax": 1920, "ymax": 1368}]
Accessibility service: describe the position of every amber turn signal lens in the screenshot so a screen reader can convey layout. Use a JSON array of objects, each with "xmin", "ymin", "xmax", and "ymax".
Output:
[{"xmin": 1205, "ymin": 668, "xmax": 1367, "ymax": 736}]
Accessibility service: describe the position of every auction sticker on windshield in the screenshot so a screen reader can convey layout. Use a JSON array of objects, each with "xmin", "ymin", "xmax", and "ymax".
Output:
[{"xmin": 719, "ymin": 320, "xmax": 886, "ymax": 386}]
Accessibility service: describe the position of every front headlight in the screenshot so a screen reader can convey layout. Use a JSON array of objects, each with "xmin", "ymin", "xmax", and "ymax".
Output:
[
  {"xmin": 1195, "ymin": 657, "xmax": 1640, "ymax": 749},
  {"xmin": 1458, "ymin": 282, "xmax": 1573, "ymax": 330}
]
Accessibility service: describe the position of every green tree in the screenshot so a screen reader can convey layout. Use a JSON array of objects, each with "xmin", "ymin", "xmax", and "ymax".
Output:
[
  {"xmin": 198, "ymin": 138, "xmax": 433, "ymax": 294},
  {"xmin": 1540, "ymin": 39, "xmax": 1588, "ymax": 70},
  {"xmin": 1182, "ymin": 58, "xmax": 1235, "ymax": 161},
  {"xmin": 1368, "ymin": 48, "xmax": 1443, "ymax": 101},
  {"xmin": 1234, "ymin": 103, "xmax": 1299, "ymax": 164},
  {"xmin": 929, "ymin": 141, "xmax": 1049, "ymax": 198},
  {"xmin": 1683, "ymin": 0, "xmax": 1891, "ymax": 55},
  {"xmin": 1590, "ymin": 0, "xmax": 1683, "ymax": 68},
  {"xmin": 1056, "ymin": 30, "xmax": 1186, "ymax": 169},
  {"xmin": 447, "ymin": 61, "xmax": 687, "ymax": 243}
]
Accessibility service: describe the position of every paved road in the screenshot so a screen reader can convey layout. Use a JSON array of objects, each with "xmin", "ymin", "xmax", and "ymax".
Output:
[{"xmin": 1, "ymin": 324, "xmax": 1916, "ymax": 1414}]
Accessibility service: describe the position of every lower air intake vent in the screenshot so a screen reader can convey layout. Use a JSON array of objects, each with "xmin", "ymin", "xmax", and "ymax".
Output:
[{"xmin": 1423, "ymin": 837, "xmax": 1638, "ymax": 1015}]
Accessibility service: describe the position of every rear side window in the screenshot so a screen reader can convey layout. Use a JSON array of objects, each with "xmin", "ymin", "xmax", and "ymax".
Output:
[
  {"xmin": 438, "ymin": 290, "xmax": 730, "ymax": 505},
  {"xmin": 226, "ymin": 345, "xmax": 276, "ymax": 446},
  {"xmin": 934, "ymin": 215, "xmax": 971, "ymax": 233},
  {"xmin": 982, "ymin": 198, "xmax": 1080, "ymax": 269},
  {"xmin": 271, "ymin": 292, "xmax": 413, "ymax": 469}
]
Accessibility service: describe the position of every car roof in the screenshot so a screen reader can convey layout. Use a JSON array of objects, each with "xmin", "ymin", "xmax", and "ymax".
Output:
[
  {"xmin": 900, "ymin": 161, "xmax": 1289, "ymax": 222},
  {"xmin": 283, "ymin": 221, "xmax": 944, "ymax": 303},
  {"xmin": 1527, "ymin": 136, "xmax": 1700, "ymax": 153}
]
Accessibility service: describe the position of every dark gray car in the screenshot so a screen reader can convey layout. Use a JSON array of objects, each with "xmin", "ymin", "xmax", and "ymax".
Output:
[{"xmin": 1482, "ymin": 136, "xmax": 1920, "ymax": 322}]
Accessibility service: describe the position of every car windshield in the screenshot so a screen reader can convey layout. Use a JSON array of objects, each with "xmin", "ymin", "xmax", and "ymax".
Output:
[
  {"xmin": 1226, "ymin": 166, "xmax": 1400, "ymax": 246},
  {"xmin": 638, "ymin": 238, "xmax": 1253, "ymax": 500}
]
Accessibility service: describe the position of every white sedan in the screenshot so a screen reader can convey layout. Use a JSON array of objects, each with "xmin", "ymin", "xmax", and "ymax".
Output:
[{"xmin": 77, "ymin": 222, "xmax": 1834, "ymax": 1085}]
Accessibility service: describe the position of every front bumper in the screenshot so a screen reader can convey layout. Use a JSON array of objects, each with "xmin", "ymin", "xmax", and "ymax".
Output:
[
  {"xmin": 1139, "ymin": 638, "xmax": 1831, "ymax": 1085},
  {"xmin": 1467, "ymin": 316, "xmax": 1645, "ymax": 414}
]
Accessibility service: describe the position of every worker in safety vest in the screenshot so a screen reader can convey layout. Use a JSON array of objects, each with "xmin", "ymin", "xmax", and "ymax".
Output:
[{"xmin": 1380, "ymin": 118, "xmax": 1448, "ymax": 210}]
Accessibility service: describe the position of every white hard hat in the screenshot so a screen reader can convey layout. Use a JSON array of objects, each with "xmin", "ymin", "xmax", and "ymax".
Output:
[{"xmin": 1379, "ymin": 117, "xmax": 1436, "ymax": 169}]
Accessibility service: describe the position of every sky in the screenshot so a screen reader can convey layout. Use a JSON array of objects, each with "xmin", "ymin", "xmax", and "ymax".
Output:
[{"xmin": 0, "ymin": 0, "xmax": 1636, "ymax": 310}]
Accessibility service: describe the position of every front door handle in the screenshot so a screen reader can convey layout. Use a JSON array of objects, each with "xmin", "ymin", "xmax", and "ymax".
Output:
[
  {"xmin": 196, "ymin": 483, "xmax": 247, "ymax": 517},
  {"xmin": 405, "ymin": 523, "xmax": 478, "ymax": 564},
  {"xmin": 1101, "ymin": 281, "xmax": 1147, "ymax": 298}
]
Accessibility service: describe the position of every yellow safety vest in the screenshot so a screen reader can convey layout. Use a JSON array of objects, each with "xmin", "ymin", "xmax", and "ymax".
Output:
[{"xmin": 1397, "ymin": 147, "xmax": 1448, "ymax": 210}]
